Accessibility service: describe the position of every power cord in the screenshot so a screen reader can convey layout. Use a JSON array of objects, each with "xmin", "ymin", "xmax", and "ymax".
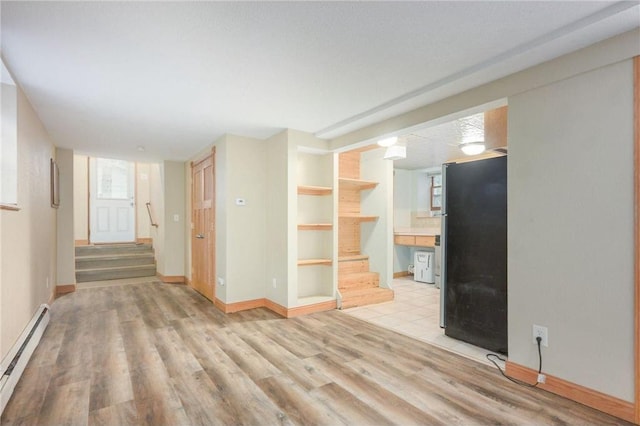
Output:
[{"xmin": 486, "ymin": 336, "xmax": 542, "ymax": 388}]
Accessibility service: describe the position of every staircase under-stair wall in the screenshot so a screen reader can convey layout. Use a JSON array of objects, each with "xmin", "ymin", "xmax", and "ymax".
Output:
[
  {"xmin": 75, "ymin": 243, "xmax": 157, "ymax": 283},
  {"xmin": 338, "ymin": 150, "xmax": 394, "ymax": 309}
]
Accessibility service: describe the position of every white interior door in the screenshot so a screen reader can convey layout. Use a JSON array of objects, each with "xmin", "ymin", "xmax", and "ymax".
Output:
[{"xmin": 89, "ymin": 157, "xmax": 136, "ymax": 243}]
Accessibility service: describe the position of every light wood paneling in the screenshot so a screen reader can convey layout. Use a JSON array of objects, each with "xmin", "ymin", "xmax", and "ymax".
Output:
[
  {"xmin": 338, "ymin": 217, "xmax": 361, "ymax": 257},
  {"xmin": 506, "ymin": 361, "xmax": 635, "ymax": 423},
  {"xmin": 339, "ymin": 151, "xmax": 360, "ymax": 179},
  {"xmin": 338, "ymin": 187, "xmax": 360, "ymax": 215},
  {"xmin": 484, "ymin": 106, "xmax": 508, "ymax": 150}
]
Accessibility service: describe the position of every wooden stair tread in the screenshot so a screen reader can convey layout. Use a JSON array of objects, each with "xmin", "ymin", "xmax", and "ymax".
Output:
[
  {"xmin": 338, "ymin": 255, "xmax": 369, "ymax": 262},
  {"xmin": 340, "ymin": 287, "xmax": 394, "ymax": 309}
]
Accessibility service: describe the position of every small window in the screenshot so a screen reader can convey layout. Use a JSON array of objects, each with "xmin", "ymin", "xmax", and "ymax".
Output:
[
  {"xmin": 0, "ymin": 59, "xmax": 18, "ymax": 208},
  {"xmin": 430, "ymin": 174, "xmax": 442, "ymax": 211}
]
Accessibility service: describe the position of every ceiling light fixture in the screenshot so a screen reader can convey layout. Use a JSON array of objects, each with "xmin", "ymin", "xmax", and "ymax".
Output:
[
  {"xmin": 383, "ymin": 145, "xmax": 407, "ymax": 160},
  {"xmin": 459, "ymin": 141, "xmax": 485, "ymax": 156},
  {"xmin": 377, "ymin": 136, "xmax": 398, "ymax": 147}
]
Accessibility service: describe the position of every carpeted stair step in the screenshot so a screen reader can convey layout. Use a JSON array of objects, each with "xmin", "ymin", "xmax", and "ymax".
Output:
[
  {"xmin": 76, "ymin": 264, "xmax": 157, "ymax": 283},
  {"xmin": 75, "ymin": 253, "xmax": 156, "ymax": 270},
  {"xmin": 75, "ymin": 243, "xmax": 153, "ymax": 257}
]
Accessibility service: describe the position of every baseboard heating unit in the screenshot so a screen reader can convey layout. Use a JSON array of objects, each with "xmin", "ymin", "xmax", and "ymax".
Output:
[{"xmin": 0, "ymin": 304, "xmax": 50, "ymax": 415}]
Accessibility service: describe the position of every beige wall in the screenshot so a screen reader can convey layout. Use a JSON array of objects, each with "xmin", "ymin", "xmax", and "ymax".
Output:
[
  {"xmin": 73, "ymin": 155, "xmax": 88, "ymax": 242},
  {"xmin": 136, "ymin": 163, "xmax": 152, "ymax": 240},
  {"xmin": 265, "ymin": 130, "xmax": 291, "ymax": 306},
  {"xmin": 508, "ymin": 59, "xmax": 634, "ymax": 402},
  {"xmin": 0, "ymin": 84, "xmax": 56, "ymax": 360},
  {"xmin": 148, "ymin": 162, "xmax": 165, "ymax": 272},
  {"xmin": 224, "ymin": 135, "xmax": 267, "ymax": 303},
  {"xmin": 55, "ymin": 148, "xmax": 75, "ymax": 285},
  {"xmin": 160, "ymin": 161, "xmax": 186, "ymax": 276}
]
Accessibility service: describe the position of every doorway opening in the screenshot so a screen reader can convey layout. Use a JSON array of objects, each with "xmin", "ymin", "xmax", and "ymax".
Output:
[{"xmin": 89, "ymin": 157, "xmax": 136, "ymax": 244}]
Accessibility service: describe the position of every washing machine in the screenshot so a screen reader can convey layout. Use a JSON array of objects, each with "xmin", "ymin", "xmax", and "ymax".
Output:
[{"xmin": 414, "ymin": 250, "xmax": 434, "ymax": 284}]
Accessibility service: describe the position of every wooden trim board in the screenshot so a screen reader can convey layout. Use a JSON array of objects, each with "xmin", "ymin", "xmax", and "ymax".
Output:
[
  {"xmin": 136, "ymin": 238, "xmax": 152, "ymax": 244},
  {"xmin": 74, "ymin": 239, "xmax": 89, "ymax": 246},
  {"xmin": 393, "ymin": 271, "xmax": 410, "ymax": 278},
  {"xmin": 506, "ymin": 361, "xmax": 634, "ymax": 423},
  {"xmin": 156, "ymin": 274, "xmax": 186, "ymax": 284},
  {"xmin": 634, "ymin": 55, "xmax": 640, "ymax": 425},
  {"xmin": 55, "ymin": 284, "xmax": 76, "ymax": 296},
  {"xmin": 263, "ymin": 299, "xmax": 288, "ymax": 317},
  {"xmin": 212, "ymin": 297, "xmax": 336, "ymax": 318},
  {"xmin": 286, "ymin": 300, "xmax": 337, "ymax": 318}
]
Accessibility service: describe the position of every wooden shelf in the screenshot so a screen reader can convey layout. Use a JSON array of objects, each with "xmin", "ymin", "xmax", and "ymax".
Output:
[
  {"xmin": 338, "ymin": 215, "xmax": 378, "ymax": 222},
  {"xmin": 297, "ymin": 258, "xmax": 332, "ymax": 266},
  {"xmin": 298, "ymin": 223, "xmax": 332, "ymax": 230},
  {"xmin": 338, "ymin": 178, "xmax": 378, "ymax": 190},
  {"xmin": 298, "ymin": 185, "xmax": 332, "ymax": 196}
]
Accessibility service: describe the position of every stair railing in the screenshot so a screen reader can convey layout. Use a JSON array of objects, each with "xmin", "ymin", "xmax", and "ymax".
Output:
[{"xmin": 146, "ymin": 202, "xmax": 159, "ymax": 228}]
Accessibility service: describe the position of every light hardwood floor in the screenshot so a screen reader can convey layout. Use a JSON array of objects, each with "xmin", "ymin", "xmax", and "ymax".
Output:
[{"xmin": 2, "ymin": 279, "xmax": 631, "ymax": 425}]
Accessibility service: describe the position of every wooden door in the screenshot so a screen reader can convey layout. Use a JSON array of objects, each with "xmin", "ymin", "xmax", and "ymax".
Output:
[{"xmin": 191, "ymin": 152, "xmax": 215, "ymax": 301}]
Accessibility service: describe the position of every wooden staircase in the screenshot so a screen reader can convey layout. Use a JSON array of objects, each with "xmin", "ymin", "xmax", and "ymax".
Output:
[
  {"xmin": 338, "ymin": 150, "xmax": 394, "ymax": 309},
  {"xmin": 75, "ymin": 243, "xmax": 156, "ymax": 283}
]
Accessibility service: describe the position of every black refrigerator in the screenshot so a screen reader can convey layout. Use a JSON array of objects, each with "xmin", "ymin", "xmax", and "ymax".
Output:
[{"xmin": 440, "ymin": 156, "xmax": 507, "ymax": 354}]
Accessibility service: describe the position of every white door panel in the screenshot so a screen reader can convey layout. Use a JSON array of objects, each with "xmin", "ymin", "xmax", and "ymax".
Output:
[{"xmin": 90, "ymin": 158, "xmax": 136, "ymax": 243}]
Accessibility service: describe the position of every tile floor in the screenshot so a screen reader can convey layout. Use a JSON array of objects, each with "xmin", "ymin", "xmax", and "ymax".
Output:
[{"xmin": 342, "ymin": 276, "xmax": 505, "ymax": 368}]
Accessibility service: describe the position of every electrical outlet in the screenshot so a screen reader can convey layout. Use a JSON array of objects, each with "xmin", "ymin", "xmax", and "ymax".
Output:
[
  {"xmin": 272, "ymin": 278, "xmax": 277, "ymax": 288},
  {"xmin": 537, "ymin": 373, "xmax": 546, "ymax": 384},
  {"xmin": 217, "ymin": 277, "xmax": 224, "ymax": 286},
  {"xmin": 532, "ymin": 324, "xmax": 548, "ymax": 347}
]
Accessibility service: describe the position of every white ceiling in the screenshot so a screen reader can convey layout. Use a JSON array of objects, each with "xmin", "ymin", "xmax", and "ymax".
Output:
[
  {"xmin": 1, "ymin": 1, "xmax": 638, "ymax": 161},
  {"xmin": 394, "ymin": 113, "xmax": 486, "ymax": 170}
]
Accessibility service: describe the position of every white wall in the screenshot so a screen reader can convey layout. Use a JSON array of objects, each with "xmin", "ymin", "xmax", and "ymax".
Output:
[
  {"xmin": 0, "ymin": 84, "xmax": 56, "ymax": 360},
  {"xmin": 393, "ymin": 169, "xmax": 412, "ymax": 227},
  {"xmin": 508, "ymin": 59, "xmax": 634, "ymax": 402},
  {"xmin": 55, "ymin": 148, "xmax": 75, "ymax": 285}
]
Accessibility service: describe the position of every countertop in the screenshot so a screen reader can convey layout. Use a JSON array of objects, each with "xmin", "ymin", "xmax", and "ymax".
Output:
[{"xmin": 393, "ymin": 227, "xmax": 440, "ymax": 236}]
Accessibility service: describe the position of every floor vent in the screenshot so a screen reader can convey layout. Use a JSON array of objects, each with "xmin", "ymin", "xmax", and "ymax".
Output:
[{"xmin": 0, "ymin": 304, "xmax": 50, "ymax": 415}]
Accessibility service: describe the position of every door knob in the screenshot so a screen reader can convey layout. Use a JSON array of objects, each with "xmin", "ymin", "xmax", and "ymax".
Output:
[{"xmin": 195, "ymin": 234, "xmax": 205, "ymax": 239}]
